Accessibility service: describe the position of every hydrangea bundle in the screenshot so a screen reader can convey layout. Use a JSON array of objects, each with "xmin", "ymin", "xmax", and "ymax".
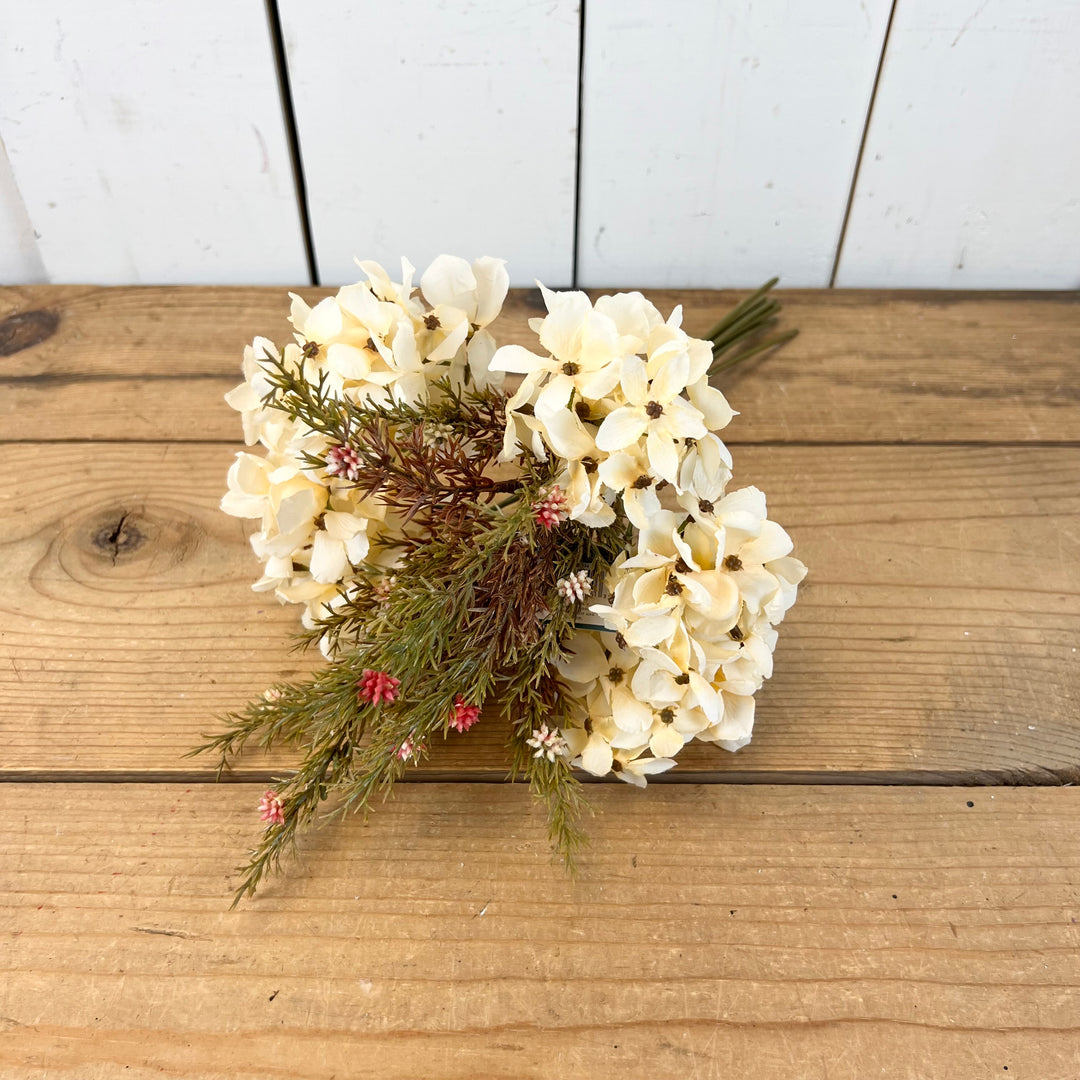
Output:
[{"xmin": 197, "ymin": 255, "xmax": 805, "ymax": 903}]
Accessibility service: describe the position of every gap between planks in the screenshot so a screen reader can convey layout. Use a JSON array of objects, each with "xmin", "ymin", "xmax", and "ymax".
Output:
[{"xmin": 3, "ymin": 767, "xmax": 1079, "ymax": 786}]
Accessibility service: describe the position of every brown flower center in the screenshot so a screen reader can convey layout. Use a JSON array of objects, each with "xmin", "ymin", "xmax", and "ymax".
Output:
[
  {"xmin": 607, "ymin": 666, "xmax": 624, "ymax": 685},
  {"xmin": 632, "ymin": 474, "xmax": 652, "ymax": 490},
  {"xmin": 645, "ymin": 400, "xmax": 664, "ymax": 419},
  {"xmin": 665, "ymin": 575, "xmax": 683, "ymax": 596},
  {"xmin": 723, "ymin": 554, "xmax": 743, "ymax": 571},
  {"xmin": 562, "ymin": 361, "xmax": 580, "ymax": 376},
  {"xmin": 424, "ymin": 314, "xmax": 441, "ymax": 331},
  {"xmin": 698, "ymin": 498, "xmax": 715, "ymax": 514},
  {"xmin": 660, "ymin": 707, "xmax": 676, "ymax": 724}
]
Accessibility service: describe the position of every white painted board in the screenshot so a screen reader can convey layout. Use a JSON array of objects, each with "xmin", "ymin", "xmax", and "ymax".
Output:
[
  {"xmin": 279, "ymin": 0, "xmax": 580, "ymax": 287},
  {"xmin": 576, "ymin": 0, "xmax": 893, "ymax": 288},
  {"xmin": 0, "ymin": 2, "xmax": 308, "ymax": 285},
  {"xmin": 836, "ymin": 1, "xmax": 1080, "ymax": 289},
  {"xmin": 0, "ymin": 138, "xmax": 45, "ymax": 283}
]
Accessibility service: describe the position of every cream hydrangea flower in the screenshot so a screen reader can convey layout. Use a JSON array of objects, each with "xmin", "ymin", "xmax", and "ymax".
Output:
[
  {"xmin": 553, "ymin": 459, "xmax": 616, "ymax": 527},
  {"xmin": 676, "ymin": 433, "xmax": 734, "ymax": 521},
  {"xmin": 591, "ymin": 510, "xmax": 741, "ymax": 652},
  {"xmin": 224, "ymin": 337, "xmax": 301, "ymax": 447},
  {"xmin": 593, "ymin": 352, "xmax": 710, "ymax": 485},
  {"xmin": 562, "ymin": 717, "xmax": 676, "ymax": 787},
  {"xmin": 597, "ymin": 442, "xmax": 662, "ymax": 530},
  {"xmin": 419, "ymin": 254, "xmax": 510, "ymax": 392}
]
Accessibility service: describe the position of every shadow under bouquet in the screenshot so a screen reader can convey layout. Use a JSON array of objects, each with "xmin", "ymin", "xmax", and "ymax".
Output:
[{"xmin": 196, "ymin": 255, "xmax": 806, "ymax": 903}]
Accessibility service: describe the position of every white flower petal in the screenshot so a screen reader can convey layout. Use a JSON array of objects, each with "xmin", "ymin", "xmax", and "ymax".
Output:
[
  {"xmin": 327, "ymin": 343, "xmax": 372, "ymax": 381},
  {"xmin": 740, "ymin": 520, "xmax": 794, "ymax": 564},
  {"xmin": 625, "ymin": 613, "xmax": 678, "ymax": 648},
  {"xmin": 420, "ymin": 254, "xmax": 477, "ymax": 312},
  {"xmin": 304, "ymin": 297, "xmax": 343, "ymax": 342},
  {"xmin": 557, "ymin": 632, "xmax": 608, "ymax": 683},
  {"xmin": 595, "ymin": 407, "xmax": 649, "ymax": 452},
  {"xmin": 649, "ymin": 352, "xmax": 690, "ymax": 402},
  {"xmin": 611, "ymin": 687, "xmax": 653, "ymax": 734},
  {"xmin": 471, "ymin": 257, "xmax": 510, "ymax": 326},
  {"xmin": 645, "ymin": 429, "xmax": 680, "ymax": 486},
  {"xmin": 688, "ymin": 379, "xmax": 736, "ymax": 431},
  {"xmin": 620, "ymin": 356, "xmax": 649, "ymax": 403},
  {"xmin": 580, "ymin": 734, "xmax": 614, "ymax": 777},
  {"xmin": 540, "ymin": 409, "xmax": 596, "ymax": 460},
  {"xmin": 489, "ymin": 344, "xmax": 550, "ymax": 375},
  {"xmin": 310, "ymin": 530, "xmax": 348, "ymax": 584},
  {"xmin": 649, "ymin": 723, "xmax": 685, "ymax": 758}
]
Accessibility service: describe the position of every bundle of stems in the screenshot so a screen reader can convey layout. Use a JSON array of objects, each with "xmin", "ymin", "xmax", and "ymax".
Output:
[{"xmin": 706, "ymin": 278, "xmax": 798, "ymax": 377}]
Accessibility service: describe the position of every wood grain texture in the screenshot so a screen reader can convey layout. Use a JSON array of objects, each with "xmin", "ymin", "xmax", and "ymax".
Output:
[
  {"xmin": 2, "ymin": 441, "xmax": 1077, "ymax": 780},
  {"xmin": 0, "ymin": 286, "xmax": 1078, "ymax": 443},
  {"xmin": 577, "ymin": 0, "xmax": 892, "ymax": 287},
  {"xmin": 2, "ymin": 783, "xmax": 1079, "ymax": 1078},
  {"xmin": 277, "ymin": 0, "xmax": 580, "ymax": 286},
  {"xmin": 837, "ymin": 1, "xmax": 1080, "ymax": 289},
  {"xmin": 0, "ymin": 3, "xmax": 308, "ymax": 285}
]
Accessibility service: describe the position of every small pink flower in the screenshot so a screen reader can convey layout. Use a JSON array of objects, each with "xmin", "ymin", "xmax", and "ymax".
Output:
[
  {"xmin": 533, "ymin": 484, "xmax": 568, "ymax": 531},
  {"xmin": 450, "ymin": 695, "xmax": 481, "ymax": 734},
  {"xmin": 357, "ymin": 669, "xmax": 401, "ymax": 706},
  {"xmin": 372, "ymin": 575, "xmax": 396, "ymax": 608},
  {"xmin": 556, "ymin": 569, "xmax": 592, "ymax": 602},
  {"xmin": 325, "ymin": 444, "xmax": 363, "ymax": 482},
  {"xmin": 258, "ymin": 790, "xmax": 285, "ymax": 825},
  {"xmin": 526, "ymin": 724, "xmax": 568, "ymax": 762},
  {"xmin": 396, "ymin": 736, "xmax": 422, "ymax": 761}
]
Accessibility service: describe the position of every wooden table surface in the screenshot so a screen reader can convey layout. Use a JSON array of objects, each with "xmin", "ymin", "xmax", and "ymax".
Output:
[{"xmin": 1, "ymin": 286, "xmax": 1078, "ymax": 1078}]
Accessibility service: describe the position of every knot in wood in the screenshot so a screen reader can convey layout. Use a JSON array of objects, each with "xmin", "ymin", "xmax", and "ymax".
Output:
[{"xmin": 0, "ymin": 309, "xmax": 60, "ymax": 356}]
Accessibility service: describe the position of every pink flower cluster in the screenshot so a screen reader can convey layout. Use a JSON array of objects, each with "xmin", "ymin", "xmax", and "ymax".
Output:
[
  {"xmin": 258, "ymin": 790, "xmax": 285, "ymax": 825},
  {"xmin": 325, "ymin": 443, "xmax": 362, "ymax": 482},
  {"xmin": 397, "ymin": 736, "xmax": 423, "ymax": 761},
  {"xmin": 450, "ymin": 695, "xmax": 481, "ymax": 733},
  {"xmin": 358, "ymin": 668, "xmax": 401, "ymax": 705},
  {"xmin": 532, "ymin": 484, "xmax": 568, "ymax": 531}
]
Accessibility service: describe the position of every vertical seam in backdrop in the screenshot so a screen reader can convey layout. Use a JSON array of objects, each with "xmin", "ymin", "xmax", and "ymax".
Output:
[
  {"xmin": 571, "ymin": 0, "xmax": 587, "ymax": 289},
  {"xmin": 266, "ymin": 0, "xmax": 319, "ymax": 286},
  {"xmin": 829, "ymin": 0, "xmax": 899, "ymax": 288}
]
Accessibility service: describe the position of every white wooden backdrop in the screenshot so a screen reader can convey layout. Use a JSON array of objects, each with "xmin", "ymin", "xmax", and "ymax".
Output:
[{"xmin": 1, "ymin": 1, "xmax": 1077, "ymax": 289}]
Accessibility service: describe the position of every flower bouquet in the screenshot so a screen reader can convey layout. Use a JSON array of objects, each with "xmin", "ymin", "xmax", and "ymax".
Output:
[{"xmin": 195, "ymin": 256, "xmax": 806, "ymax": 903}]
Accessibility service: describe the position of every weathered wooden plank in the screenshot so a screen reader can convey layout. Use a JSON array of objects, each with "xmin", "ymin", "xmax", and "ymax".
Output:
[
  {"xmin": 1, "ymin": 441, "xmax": 1076, "ymax": 780},
  {"xmin": 2, "ymin": 784, "xmax": 1079, "ymax": 1078},
  {"xmin": 0, "ymin": 286, "xmax": 1077, "ymax": 443},
  {"xmin": 277, "ymin": 0, "xmax": 580, "ymax": 285},
  {"xmin": 837, "ymin": 2, "xmax": 1080, "ymax": 288},
  {"xmin": 0, "ymin": 4, "xmax": 307, "ymax": 285},
  {"xmin": 578, "ymin": 0, "xmax": 893, "ymax": 287}
]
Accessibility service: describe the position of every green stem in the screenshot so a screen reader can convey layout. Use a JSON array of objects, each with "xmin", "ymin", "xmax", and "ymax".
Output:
[
  {"xmin": 708, "ymin": 329, "xmax": 799, "ymax": 378},
  {"xmin": 710, "ymin": 301, "xmax": 779, "ymax": 354},
  {"xmin": 701, "ymin": 277, "xmax": 780, "ymax": 341}
]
